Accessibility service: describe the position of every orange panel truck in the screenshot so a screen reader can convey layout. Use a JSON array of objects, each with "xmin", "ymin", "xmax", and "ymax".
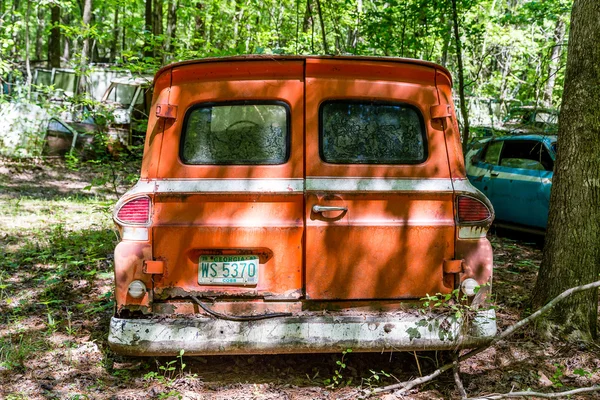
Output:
[{"xmin": 108, "ymin": 56, "xmax": 496, "ymax": 356}]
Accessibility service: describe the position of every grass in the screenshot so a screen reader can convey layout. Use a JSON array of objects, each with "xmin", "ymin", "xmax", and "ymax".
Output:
[{"xmin": 1, "ymin": 158, "xmax": 599, "ymax": 399}]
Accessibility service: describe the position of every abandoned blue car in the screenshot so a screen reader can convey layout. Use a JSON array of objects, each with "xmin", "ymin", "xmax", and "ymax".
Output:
[{"xmin": 466, "ymin": 135, "xmax": 557, "ymax": 232}]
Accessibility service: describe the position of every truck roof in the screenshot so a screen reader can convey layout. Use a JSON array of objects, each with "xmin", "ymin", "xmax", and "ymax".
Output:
[{"xmin": 154, "ymin": 55, "xmax": 453, "ymax": 86}]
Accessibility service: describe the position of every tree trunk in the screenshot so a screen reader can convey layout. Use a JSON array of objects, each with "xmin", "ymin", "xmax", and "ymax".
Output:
[
  {"xmin": 153, "ymin": 0, "xmax": 163, "ymax": 36},
  {"xmin": 109, "ymin": 7, "xmax": 119, "ymax": 62},
  {"xmin": 531, "ymin": 0, "xmax": 600, "ymax": 342},
  {"xmin": 451, "ymin": 0, "xmax": 470, "ymax": 155},
  {"xmin": 49, "ymin": 3, "xmax": 61, "ymax": 67},
  {"xmin": 194, "ymin": 1, "xmax": 205, "ymax": 45},
  {"xmin": 144, "ymin": 0, "xmax": 153, "ymax": 57},
  {"xmin": 79, "ymin": 0, "xmax": 92, "ymax": 93},
  {"xmin": 542, "ymin": 18, "xmax": 566, "ymax": 107},
  {"xmin": 11, "ymin": 0, "xmax": 20, "ymax": 60},
  {"xmin": 24, "ymin": 0, "xmax": 31, "ymax": 96},
  {"xmin": 34, "ymin": 5, "xmax": 44, "ymax": 61},
  {"xmin": 164, "ymin": 0, "xmax": 178, "ymax": 55},
  {"xmin": 314, "ymin": 0, "xmax": 328, "ymax": 54}
]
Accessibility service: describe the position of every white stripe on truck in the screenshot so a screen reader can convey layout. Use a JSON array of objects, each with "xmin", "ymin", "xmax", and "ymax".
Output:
[{"xmin": 122, "ymin": 178, "xmax": 480, "ymax": 195}]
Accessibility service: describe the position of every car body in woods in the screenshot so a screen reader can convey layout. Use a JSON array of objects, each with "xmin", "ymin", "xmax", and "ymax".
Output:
[
  {"xmin": 466, "ymin": 134, "xmax": 556, "ymax": 232},
  {"xmin": 108, "ymin": 55, "xmax": 497, "ymax": 356}
]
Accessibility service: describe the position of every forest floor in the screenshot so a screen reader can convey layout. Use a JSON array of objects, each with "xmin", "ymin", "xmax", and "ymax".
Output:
[{"xmin": 1, "ymin": 157, "xmax": 599, "ymax": 400}]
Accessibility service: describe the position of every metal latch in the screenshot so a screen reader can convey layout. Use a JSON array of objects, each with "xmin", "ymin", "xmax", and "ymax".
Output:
[
  {"xmin": 156, "ymin": 104, "xmax": 178, "ymax": 119},
  {"xmin": 143, "ymin": 260, "xmax": 165, "ymax": 274},
  {"xmin": 443, "ymin": 259, "xmax": 464, "ymax": 274},
  {"xmin": 431, "ymin": 104, "xmax": 452, "ymax": 120}
]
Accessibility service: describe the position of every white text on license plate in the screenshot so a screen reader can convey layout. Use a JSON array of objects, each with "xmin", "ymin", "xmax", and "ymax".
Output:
[{"xmin": 198, "ymin": 255, "xmax": 259, "ymax": 285}]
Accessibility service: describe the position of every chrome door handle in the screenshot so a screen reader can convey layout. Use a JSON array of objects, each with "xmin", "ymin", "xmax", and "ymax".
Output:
[
  {"xmin": 312, "ymin": 205, "xmax": 348, "ymax": 213},
  {"xmin": 490, "ymin": 172, "xmax": 500, "ymax": 177}
]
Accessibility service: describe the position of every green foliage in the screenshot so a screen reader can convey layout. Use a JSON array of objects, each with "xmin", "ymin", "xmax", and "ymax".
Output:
[
  {"xmin": 1, "ymin": 0, "xmax": 572, "ymax": 114},
  {"xmin": 324, "ymin": 348, "xmax": 353, "ymax": 388}
]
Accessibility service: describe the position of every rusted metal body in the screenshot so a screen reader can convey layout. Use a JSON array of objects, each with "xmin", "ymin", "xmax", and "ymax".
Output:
[{"xmin": 109, "ymin": 56, "xmax": 496, "ymax": 355}]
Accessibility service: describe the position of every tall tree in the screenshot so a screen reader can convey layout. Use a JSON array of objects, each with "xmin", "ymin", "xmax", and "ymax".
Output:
[
  {"xmin": 450, "ymin": 0, "xmax": 470, "ymax": 155},
  {"xmin": 531, "ymin": 0, "xmax": 600, "ymax": 341},
  {"xmin": 144, "ymin": 0, "xmax": 153, "ymax": 57},
  {"xmin": 48, "ymin": 2, "xmax": 61, "ymax": 67},
  {"xmin": 542, "ymin": 17, "xmax": 567, "ymax": 107},
  {"xmin": 164, "ymin": 0, "xmax": 178, "ymax": 55},
  {"xmin": 79, "ymin": 0, "xmax": 93, "ymax": 92}
]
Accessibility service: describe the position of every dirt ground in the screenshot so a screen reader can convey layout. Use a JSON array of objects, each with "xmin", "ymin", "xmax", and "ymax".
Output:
[{"xmin": 1, "ymin": 157, "xmax": 599, "ymax": 400}]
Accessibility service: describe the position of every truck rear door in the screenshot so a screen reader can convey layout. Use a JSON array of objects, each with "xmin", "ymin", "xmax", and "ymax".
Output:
[{"xmin": 304, "ymin": 59, "xmax": 456, "ymax": 300}]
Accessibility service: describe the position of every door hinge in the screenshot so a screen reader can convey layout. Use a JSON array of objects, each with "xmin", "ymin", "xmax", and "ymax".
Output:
[
  {"xmin": 156, "ymin": 104, "xmax": 178, "ymax": 119},
  {"xmin": 431, "ymin": 104, "xmax": 452, "ymax": 120},
  {"xmin": 143, "ymin": 260, "xmax": 165, "ymax": 274},
  {"xmin": 443, "ymin": 259, "xmax": 464, "ymax": 274}
]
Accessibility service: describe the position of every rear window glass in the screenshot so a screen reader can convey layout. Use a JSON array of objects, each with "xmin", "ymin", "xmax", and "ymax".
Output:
[
  {"xmin": 320, "ymin": 101, "xmax": 426, "ymax": 164},
  {"xmin": 181, "ymin": 102, "xmax": 289, "ymax": 165}
]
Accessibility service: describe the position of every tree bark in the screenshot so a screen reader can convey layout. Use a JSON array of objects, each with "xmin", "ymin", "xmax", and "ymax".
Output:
[
  {"xmin": 109, "ymin": 6, "xmax": 119, "ymax": 62},
  {"xmin": 164, "ymin": 0, "xmax": 178, "ymax": 55},
  {"xmin": 49, "ymin": 3, "xmax": 61, "ymax": 67},
  {"xmin": 451, "ymin": 0, "xmax": 470, "ymax": 155},
  {"xmin": 79, "ymin": 0, "xmax": 92, "ymax": 93},
  {"xmin": 34, "ymin": 5, "xmax": 44, "ymax": 61},
  {"xmin": 193, "ymin": 1, "xmax": 205, "ymax": 46},
  {"xmin": 144, "ymin": 0, "xmax": 153, "ymax": 57},
  {"xmin": 531, "ymin": 0, "xmax": 600, "ymax": 341},
  {"xmin": 314, "ymin": 0, "xmax": 327, "ymax": 54},
  {"xmin": 153, "ymin": 0, "xmax": 163, "ymax": 36},
  {"xmin": 542, "ymin": 18, "xmax": 566, "ymax": 107},
  {"xmin": 24, "ymin": 0, "xmax": 31, "ymax": 96}
]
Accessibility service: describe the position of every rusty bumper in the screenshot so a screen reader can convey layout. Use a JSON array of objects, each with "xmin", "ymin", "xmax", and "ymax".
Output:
[{"xmin": 108, "ymin": 309, "xmax": 496, "ymax": 356}]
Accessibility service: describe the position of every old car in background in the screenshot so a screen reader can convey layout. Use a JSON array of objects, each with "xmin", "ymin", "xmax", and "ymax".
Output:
[
  {"xmin": 109, "ymin": 55, "xmax": 497, "ymax": 356},
  {"xmin": 101, "ymin": 76, "xmax": 153, "ymax": 148},
  {"xmin": 466, "ymin": 134, "xmax": 556, "ymax": 232},
  {"xmin": 36, "ymin": 68, "xmax": 152, "ymax": 156}
]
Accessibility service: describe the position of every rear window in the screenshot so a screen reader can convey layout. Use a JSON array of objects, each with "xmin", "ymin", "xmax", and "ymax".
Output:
[
  {"xmin": 181, "ymin": 102, "xmax": 289, "ymax": 165},
  {"xmin": 320, "ymin": 101, "xmax": 426, "ymax": 164}
]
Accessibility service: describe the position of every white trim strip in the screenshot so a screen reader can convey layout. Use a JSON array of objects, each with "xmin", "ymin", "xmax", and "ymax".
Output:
[
  {"xmin": 122, "ymin": 178, "xmax": 481, "ymax": 195},
  {"xmin": 306, "ymin": 177, "xmax": 454, "ymax": 192},
  {"xmin": 155, "ymin": 179, "xmax": 304, "ymax": 193}
]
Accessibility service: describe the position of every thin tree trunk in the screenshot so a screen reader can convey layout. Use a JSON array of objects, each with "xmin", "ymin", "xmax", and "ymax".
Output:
[
  {"xmin": 531, "ymin": 0, "xmax": 600, "ymax": 342},
  {"xmin": 34, "ymin": 5, "xmax": 43, "ymax": 61},
  {"xmin": 49, "ymin": 3, "xmax": 61, "ymax": 67},
  {"xmin": 79, "ymin": 0, "xmax": 92, "ymax": 93},
  {"xmin": 194, "ymin": 1, "xmax": 205, "ymax": 45},
  {"xmin": 451, "ymin": 0, "xmax": 470, "ymax": 155},
  {"xmin": 542, "ymin": 18, "xmax": 566, "ymax": 107},
  {"xmin": 24, "ymin": 0, "xmax": 31, "ymax": 97},
  {"xmin": 346, "ymin": 0, "xmax": 361, "ymax": 53},
  {"xmin": 164, "ymin": 0, "xmax": 178, "ymax": 55},
  {"xmin": 110, "ymin": 7, "xmax": 119, "ymax": 61},
  {"xmin": 314, "ymin": 0, "xmax": 327, "ymax": 53},
  {"xmin": 11, "ymin": 0, "xmax": 20, "ymax": 60},
  {"xmin": 153, "ymin": 0, "xmax": 163, "ymax": 36},
  {"xmin": 144, "ymin": 0, "xmax": 153, "ymax": 57}
]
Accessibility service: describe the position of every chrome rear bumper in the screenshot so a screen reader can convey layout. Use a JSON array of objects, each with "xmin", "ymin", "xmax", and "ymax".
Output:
[{"xmin": 108, "ymin": 309, "xmax": 496, "ymax": 356}]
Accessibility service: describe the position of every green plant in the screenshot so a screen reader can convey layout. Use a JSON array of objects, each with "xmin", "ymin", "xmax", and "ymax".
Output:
[
  {"xmin": 550, "ymin": 363, "xmax": 564, "ymax": 388},
  {"xmin": 324, "ymin": 348, "xmax": 352, "ymax": 387},
  {"xmin": 362, "ymin": 369, "xmax": 392, "ymax": 391},
  {"xmin": 157, "ymin": 390, "xmax": 182, "ymax": 400},
  {"xmin": 573, "ymin": 368, "xmax": 594, "ymax": 379}
]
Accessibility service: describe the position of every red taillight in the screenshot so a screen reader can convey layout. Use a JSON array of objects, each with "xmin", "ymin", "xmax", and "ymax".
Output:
[
  {"xmin": 116, "ymin": 197, "xmax": 150, "ymax": 224},
  {"xmin": 457, "ymin": 195, "xmax": 491, "ymax": 222}
]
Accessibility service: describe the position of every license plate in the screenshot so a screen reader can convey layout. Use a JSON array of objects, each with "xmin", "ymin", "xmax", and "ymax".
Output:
[{"xmin": 198, "ymin": 255, "xmax": 259, "ymax": 285}]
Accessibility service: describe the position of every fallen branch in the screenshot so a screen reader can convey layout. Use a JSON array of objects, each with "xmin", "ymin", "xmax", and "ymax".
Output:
[
  {"xmin": 453, "ymin": 353, "xmax": 467, "ymax": 400},
  {"xmin": 369, "ymin": 279, "xmax": 600, "ymax": 397},
  {"xmin": 466, "ymin": 385, "xmax": 600, "ymax": 399}
]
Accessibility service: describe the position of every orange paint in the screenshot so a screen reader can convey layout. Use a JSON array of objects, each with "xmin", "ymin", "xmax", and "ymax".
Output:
[{"xmin": 114, "ymin": 56, "xmax": 493, "ymax": 324}]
